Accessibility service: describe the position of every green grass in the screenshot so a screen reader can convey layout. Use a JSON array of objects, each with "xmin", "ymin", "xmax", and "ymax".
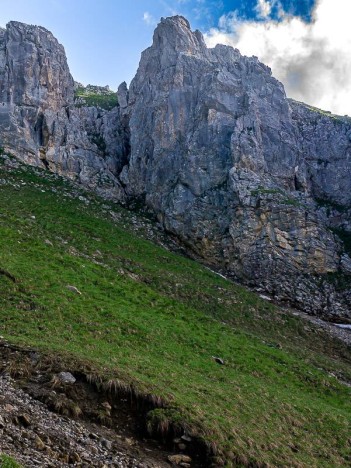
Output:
[
  {"xmin": 74, "ymin": 87, "xmax": 118, "ymax": 110},
  {"xmin": 0, "ymin": 455, "xmax": 22, "ymax": 468},
  {"xmin": 298, "ymin": 101, "xmax": 349, "ymax": 122},
  {"xmin": 0, "ymin": 155, "xmax": 351, "ymax": 466}
]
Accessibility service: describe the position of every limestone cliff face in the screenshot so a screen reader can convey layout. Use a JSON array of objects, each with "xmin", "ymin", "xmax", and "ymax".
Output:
[
  {"xmin": 0, "ymin": 17, "xmax": 350, "ymax": 320},
  {"xmin": 0, "ymin": 21, "xmax": 72, "ymax": 156},
  {"xmin": 0, "ymin": 21, "xmax": 125, "ymax": 199},
  {"xmin": 121, "ymin": 16, "xmax": 351, "ymax": 320},
  {"xmin": 289, "ymin": 100, "xmax": 351, "ymax": 207},
  {"xmin": 0, "ymin": 21, "xmax": 73, "ymax": 109}
]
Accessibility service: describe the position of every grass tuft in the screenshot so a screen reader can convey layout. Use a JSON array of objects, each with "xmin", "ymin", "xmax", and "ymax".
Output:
[{"xmin": 0, "ymin": 455, "xmax": 22, "ymax": 468}]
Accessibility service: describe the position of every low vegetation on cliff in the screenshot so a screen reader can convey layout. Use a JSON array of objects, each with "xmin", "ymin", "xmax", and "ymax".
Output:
[
  {"xmin": 74, "ymin": 84, "xmax": 118, "ymax": 110},
  {"xmin": 0, "ymin": 154, "xmax": 350, "ymax": 467}
]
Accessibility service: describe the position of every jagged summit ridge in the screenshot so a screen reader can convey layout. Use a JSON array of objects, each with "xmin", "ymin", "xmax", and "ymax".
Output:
[
  {"xmin": 152, "ymin": 15, "xmax": 207, "ymax": 56},
  {"xmin": 0, "ymin": 20, "xmax": 127, "ymax": 199},
  {"xmin": 126, "ymin": 14, "xmax": 289, "ymax": 195},
  {"xmin": 0, "ymin": 16, "xmax": 350, "ymax": 320},
  {"xmin": 0, "ymin": 21, "xmax": 74, "ymax": 109}
]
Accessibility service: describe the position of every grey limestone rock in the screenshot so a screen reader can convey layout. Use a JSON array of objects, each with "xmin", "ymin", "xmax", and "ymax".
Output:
[
  {"xmin": 0, "ymin": 21, "xmax": 126, "ymax": 200},
  {"xmin": 117, "ymin": 82, "xmax": 129, "ymax": 109},
  {"xmin": 121, "ymin": 16, "xmax": 351, "ymax": 320},
  {"xmin": 58, "ymin": 372, "xmax": 76, "ymax": 384}
]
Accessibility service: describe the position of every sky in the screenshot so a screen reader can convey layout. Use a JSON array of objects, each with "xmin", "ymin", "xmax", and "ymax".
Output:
[{"xmin": 0, "ymin": 0, "xmax": 350, "ymax": 115}]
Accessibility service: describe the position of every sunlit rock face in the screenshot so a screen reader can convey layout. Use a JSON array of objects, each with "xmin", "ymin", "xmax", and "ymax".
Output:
[
  {"xmin": 0, "ymin": 21, "xmax": 126, "ymax": 199},
  {"xmin": 0, "ymin": 16, "xmax": 350, "ymax": 320},
  {"xmin": 121, "ymin": 16, "xmax": 351, "ymax": 319}
]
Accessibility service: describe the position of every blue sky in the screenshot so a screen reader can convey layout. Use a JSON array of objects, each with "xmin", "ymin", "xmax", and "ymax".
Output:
[{"xmin": 0, "ymin": 0, "xmax": 316, "ymax": 89}]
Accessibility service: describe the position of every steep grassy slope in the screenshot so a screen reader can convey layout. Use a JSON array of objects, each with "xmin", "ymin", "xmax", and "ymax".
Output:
[{"xmin": 0, "ymin": 154, "xmax": 350, "ymax": 467}]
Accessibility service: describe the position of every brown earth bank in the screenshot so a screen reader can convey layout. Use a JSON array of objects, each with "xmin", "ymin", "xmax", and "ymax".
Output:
[{"xmin": 0, "ymin": 340, "xmax": 205, "ymax": 468}]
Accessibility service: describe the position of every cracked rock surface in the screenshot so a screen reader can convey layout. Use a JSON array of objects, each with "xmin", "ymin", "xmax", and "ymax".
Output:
[{"xmin": 121, "ymin": 16, "xmax": 351, "ymax": 320}]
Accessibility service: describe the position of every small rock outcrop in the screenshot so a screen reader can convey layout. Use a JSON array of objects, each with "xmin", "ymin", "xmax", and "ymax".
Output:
[{"xmin": 0, "ymin": 16, "xmax": 350, "ymax": 320}]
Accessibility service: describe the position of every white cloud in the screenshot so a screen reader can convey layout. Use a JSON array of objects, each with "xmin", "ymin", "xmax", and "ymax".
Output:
[
  {"xmin": 204, "ymin": 0, "xmax": 351, "ymax": 116},
  {"xmin": 255, "ymin": 0, "xmax": 273, "ymax": 18},
  {"xmin": 143, "ymin": 12, "xmax": 156, "ymax": 26}
]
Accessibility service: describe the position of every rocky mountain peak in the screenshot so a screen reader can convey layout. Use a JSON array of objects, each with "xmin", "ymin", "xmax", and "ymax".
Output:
[
  {"xmin": 0, "ymin": 20, "xmax": 74, "ymax": 109},
  {"xmin": 7, "ymin": 20, "xmax": 53, "ymax": 36},
  {"xmin": 152, "ymin": 15, "xmax": 206, "ymax": 56},
  {"xmin": 134, "ymin": 14, "xmax": 209, "ymax": 81},
  {"xmin": 161, "ymin": 15, "xmax": 191, "ymax": 29}
]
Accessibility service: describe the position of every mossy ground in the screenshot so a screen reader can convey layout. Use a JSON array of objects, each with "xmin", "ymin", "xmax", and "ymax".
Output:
[
  {"xmin": 0, "ymin": 156, "xmax": 350, "ymax": 466},
  {"xmin": 0, "ymin": 455, "xmax": 22, "ymax": 468}
]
